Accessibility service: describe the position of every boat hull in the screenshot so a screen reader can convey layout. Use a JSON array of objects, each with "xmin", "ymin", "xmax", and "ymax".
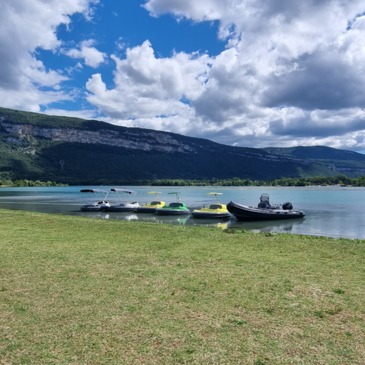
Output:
[
  {"xmin": 135, "ymin": 201, "xmax": 165, "ymax": 213},
  {"xmin": 227, "ymin": 201, "xmax": 305, "ymax": 221},
  {"xmin": 80, "ymin": 205, "xmax": 104, "ymax": 212},
  {"xmin": 105, "ymin": 201, "xmax": 140, "ymax": 212},
  {"xmin": 106, "ymin": 205, "xmax": 137, "ymax": 212},
  {"xmin": 80, "ymin": 202, "xmax": 110, "ymax": 212},
  {"xmin": 155, "ymin": 208, "xmax": 190, "ymax": 216},
  {"xmin": 135, "ymin": 207, "xmax": 158, "ymax": 213},
  {"xmin": 191, "ymin": 211, "xmax": 231, "ymax": 219},
  {"xmin": 156, "ymin": 201, "xmax": 190, "ymax": 216}
]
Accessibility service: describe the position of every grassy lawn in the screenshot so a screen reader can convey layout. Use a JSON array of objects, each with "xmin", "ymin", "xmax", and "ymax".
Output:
[{"xmin": 1, "ymin": 209, "xmax": 365, "ymax": 365}]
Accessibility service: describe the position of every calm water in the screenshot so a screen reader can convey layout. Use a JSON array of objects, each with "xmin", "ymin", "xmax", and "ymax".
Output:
[{"xmin": 1, "ymin": 185, "xmax": 364, "ymax": 239}]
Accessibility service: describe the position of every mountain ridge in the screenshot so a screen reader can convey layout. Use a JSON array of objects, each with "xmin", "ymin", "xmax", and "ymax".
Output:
[{"xmin": 1, "ymin": 107, "xmax": 364, "ymax": 184}]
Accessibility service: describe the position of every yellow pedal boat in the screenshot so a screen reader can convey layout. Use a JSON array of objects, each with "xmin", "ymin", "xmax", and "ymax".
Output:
[
  {"xmin": 192, "ymin": 192, "xmax": 232, "ymax": 219},
  {"xmin": 135, "ymin": 191, "xmax": 166, "ymax": 213}
]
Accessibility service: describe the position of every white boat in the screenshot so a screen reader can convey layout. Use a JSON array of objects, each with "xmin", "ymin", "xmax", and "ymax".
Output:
[
  {"xmin": 80, "ymin": 189, "xmax": 111, "ymax": 212},
  {"xmin": 106, "ymin": 188, "xmax": 140, "ymax": 212}
]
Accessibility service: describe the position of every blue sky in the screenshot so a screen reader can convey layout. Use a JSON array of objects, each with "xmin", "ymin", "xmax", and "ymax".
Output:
[{"xmin": 1, "ymin": 0, "xmax": 365, "ymax": 152}]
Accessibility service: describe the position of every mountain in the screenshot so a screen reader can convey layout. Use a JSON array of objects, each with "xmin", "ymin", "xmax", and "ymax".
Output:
[
  {"xmin": 1, "ymin": 107, "xmax": 365, "ymax": 184},
  {"xmin": 264, "ymin": 146, "xmax": 365, "ymax": 177}
]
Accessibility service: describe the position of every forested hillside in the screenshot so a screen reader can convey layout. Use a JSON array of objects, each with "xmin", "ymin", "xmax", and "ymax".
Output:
[{"xmin": 1, "ymin": 107, "xmax": 365, "ymax": 184}]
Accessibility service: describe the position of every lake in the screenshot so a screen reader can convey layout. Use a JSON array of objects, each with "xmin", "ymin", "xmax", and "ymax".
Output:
[{"xmin": 1, "ymin": 185, "xmax": 364, "ymax": 239}]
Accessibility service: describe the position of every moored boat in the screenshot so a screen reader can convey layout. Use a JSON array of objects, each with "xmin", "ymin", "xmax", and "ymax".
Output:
[
  {"xmin": 192, "ymin": 192, "xmax": 232, "ymax": 219},
  {"xmin": 135, "ymin": 191, "xmax": 166, "ymax": 213},
  {"xmin": 106, "ymin": 188, "xmax": 140, "ymax": 212},
  {"xmin": 155, "ymin": 192, "xmax": 190, "ymax": 216},
  {"xmin": 227, "ymin": 193, "xmax": 305, "ymax": 221},
  {"xmin": 80, "ymin": 189, "xmax": 110, "ymax": 212}
]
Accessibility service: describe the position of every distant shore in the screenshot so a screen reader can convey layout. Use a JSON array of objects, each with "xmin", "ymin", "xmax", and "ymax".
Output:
[{"xmin": 2, "ymin": 174, "xmax": 365, "ymax": 187}]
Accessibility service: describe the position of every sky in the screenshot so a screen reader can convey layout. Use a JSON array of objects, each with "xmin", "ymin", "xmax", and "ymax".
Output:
[{"xmin": 1, "ymin": 1, "xmax": 365, "ymax": 152}]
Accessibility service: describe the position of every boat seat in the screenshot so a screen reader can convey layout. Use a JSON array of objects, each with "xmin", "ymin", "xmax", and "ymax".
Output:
[
  {"xmin": 258, "ymin": 201, "xmax": 271, "ymax": 209},
  {"xmin": 258, "ymin": 194, "xmax": 271, "ymax": 208}
]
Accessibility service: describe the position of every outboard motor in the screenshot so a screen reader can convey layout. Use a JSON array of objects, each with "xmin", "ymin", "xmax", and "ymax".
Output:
[{"xmin": 282, "ymin": 202, "xmax": 293, "ymax": 210}]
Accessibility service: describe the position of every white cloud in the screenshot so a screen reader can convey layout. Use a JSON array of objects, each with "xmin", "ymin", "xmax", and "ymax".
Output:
[
  {"xmin": 143, "ymin": 0, "xmax": 226, "ymax": 21},
  {"xmin": 0, "ymin": 0, "xmax": 98, "ymax": 110},
  {"xmin": 65, "ymin": 40, "xmax": 106, "ymax": 68},
  {"xmin": 2, "ymin": 0, "xmax": 365, "ymax": 152},
  {"xmin": 86, "ymin": 40, "xmax": 212, "ymax": 134},
  {"xmin": 126, "ymin": 0, "xmax": 365, "ymax": 151},
  {"xmin": 43, "ymin": 108, "xmax": 99, "ymax": 120}
]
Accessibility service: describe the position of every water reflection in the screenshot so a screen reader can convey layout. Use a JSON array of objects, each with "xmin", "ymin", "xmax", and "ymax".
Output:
[
  {"xmin": 1, "ymin": 185, "xmax": 365, "ymax": 239},
  {"xmin": 74, "ymin": 209, "xmax": 232, "ymax": 229},
  {"xmin": 74, "ymin": 209, "xmax": 301, "ymax": 233},
  {"xmin": 229, "ymin": 218, "xmax": 305, "ymax": 234}
]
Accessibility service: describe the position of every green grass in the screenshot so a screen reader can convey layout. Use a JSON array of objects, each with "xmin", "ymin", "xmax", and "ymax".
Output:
[{"xmin": 1, "ymin": 209, "xmax": 365, "ymax": 364}]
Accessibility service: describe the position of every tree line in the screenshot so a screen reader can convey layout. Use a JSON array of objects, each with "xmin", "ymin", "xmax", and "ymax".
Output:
[
  {"xmin": 0, "ymin": 179, "xmax": 65, "ymax": 187},
  {"xmin": 2, "ymin": 175, "xmax": 365, "ymax": 187},
  {"xmin": 150, "ymin": 175, "xmax": 365, "ymax": 187}
]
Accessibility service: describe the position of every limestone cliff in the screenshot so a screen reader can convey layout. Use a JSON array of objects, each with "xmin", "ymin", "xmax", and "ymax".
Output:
[{"xmin": 0, "ymin": 119, "xmax": 195, "ymax": 153}]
